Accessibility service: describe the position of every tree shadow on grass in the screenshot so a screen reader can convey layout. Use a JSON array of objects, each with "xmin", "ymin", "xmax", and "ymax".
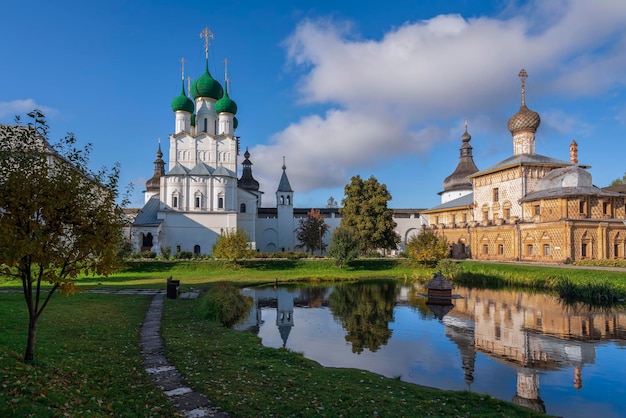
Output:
[{"xmin": 346, "ymin": 259, "xmax": 401, "ymax": 271}]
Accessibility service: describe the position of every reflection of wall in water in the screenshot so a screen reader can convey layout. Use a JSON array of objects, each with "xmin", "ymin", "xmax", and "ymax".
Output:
[{"xmin": 443, "ymin": 287, "xmax": 626, "ymax": 392}]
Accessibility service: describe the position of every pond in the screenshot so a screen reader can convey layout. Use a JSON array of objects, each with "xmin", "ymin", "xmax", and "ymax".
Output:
[{"xmin": 234, "ymin": 280, "xmax": 626, "ymax": 418}]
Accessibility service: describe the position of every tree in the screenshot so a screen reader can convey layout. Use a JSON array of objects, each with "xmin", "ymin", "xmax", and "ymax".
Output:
[
  {"xmin": 212, "ymin": 229, "xmax": 251, "ymax": 264},
  {"xmin": 296, "ymin": 209, "xmax": 329, "ymax": 255},
  {"xmin": 609, "ymin": 172, "xmax": 626, "ymax": 186},
  {"xmin": 0, "ymin": 111, "xmax": 126, "ymax": 362},
  {"xmin": 406, "ymin": 229, "xmax": 450, "ymax": 266},
  {"xmin": 340, "ymin": 175, "xmax": 400, "ymax": 254},
  {"xmin": 327, "ymin": 226, "xmax": 361, "ymax": 268}
]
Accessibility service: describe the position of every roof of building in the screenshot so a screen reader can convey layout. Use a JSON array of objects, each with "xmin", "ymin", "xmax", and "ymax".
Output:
[
  {"xmin": 189, "ymin": 161, "xmax": 214, "ymax": 176},
  {"xmin": 441, "ymin": 127, "xmax": 479, "ymax": 194},
  {"xmin": 191, "ymin": 61, "xmax": 223, "ymax": 100},
  {"xmin": 422, "ymin": 193, "xmax": 474, "ymax": 213},
  {"xmin": 215, "ymin": 89, "xmax": 238, "ymax": 115},
  {"xmin": 277, "ymin": 163, "xmax": 293, "ymax": 192},
  {"xmin": 133, "ymin": 196, "xmax": 162, "ymax": 227},
  {"xmin": 213, "ymin": 165, "xmax": 236, "ymax": 177},
  {"xmin": 469, "ymin": 153, "xmax": 579, "ymax": 178},
  {"xmin": 171, "ymin": 81, "xmax": 195, "ymax": 113},
  {"xmin": 167, "ymin": 163, "xmax": 190, "ymax": 176},
  {"xmin": 521, "ymin": 165, "xmax": 621, "ymax": 202}
]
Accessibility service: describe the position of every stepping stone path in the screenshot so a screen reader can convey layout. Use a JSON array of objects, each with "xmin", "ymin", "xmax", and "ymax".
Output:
[{"xmin": 140, "ymin": 291, "xmax": 229, "ymax": 417}]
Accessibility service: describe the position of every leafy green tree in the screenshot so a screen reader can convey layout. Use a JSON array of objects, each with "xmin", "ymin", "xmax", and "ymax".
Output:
[
  {"xmin": 212, "ymin": 229, "xmax": 251, "ymax": 264},
  {"xmin": 328, "ymin": 281, "xmax": 397, "ymax": 353},
  {"xmin": 0, "ymin": 111, "xmax": 126, "ymax": 362},
  {"xmin": 296, "ymin": 209, "xmax": 329, "ymax": 255},
  {"xmin": 406, "ymin": 229, "xmax": 450, "ymax": 266},
  {"xmin": 609, "ymin": 172, "xmax": 626, "ymax": 186},
  {"xmin": 327, "ymin": 226, "xmax": 361, "ymax": 268},
  {"xmin": 340, "ymin": 175, "xmax": 400, "ymax": 254}
]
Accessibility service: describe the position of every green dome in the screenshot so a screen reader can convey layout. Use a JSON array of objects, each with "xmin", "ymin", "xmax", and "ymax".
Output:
[
  {"xmin": 191, "ymin": 62, "xmax": 223, "ymax": 100},
  {"xmin": 170, "ymin": 82, "xmax": 194, "ymax": 113},
  {"xmin": 233, "ymin": 116, "xmax": 238, "ymax": 130},
  {"xmin": 215, "ymin": 90, "xmax": 238, "ymax": 115}
]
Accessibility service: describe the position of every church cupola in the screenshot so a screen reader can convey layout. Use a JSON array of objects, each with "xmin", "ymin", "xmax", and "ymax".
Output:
[
  {"xmin": 192, "ymin": 28, "xmax": 223, "ymax": 135},
  {"xmin": 440, "ymin": 121, "xmax": 479, "ymax": 204},
  {"xmin": 508, "ymin": 69, "xmax": 541, "ymax": 155},
  {"xmin": 238, "ymin": 147, "xmax": 260, "ymax": 191},
  {"xmin": 215, "ymin": 59, "xmax": 238, "ymax": 135},
  {"xmin": 171, "ymin": 59, "xmax": 194, "ymax": 134}
]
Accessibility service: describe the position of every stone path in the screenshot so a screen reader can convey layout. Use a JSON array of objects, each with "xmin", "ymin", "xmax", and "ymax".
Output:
[{"xmin": 139, "ymin": 291, "xmax": 229, "ymax": 418}]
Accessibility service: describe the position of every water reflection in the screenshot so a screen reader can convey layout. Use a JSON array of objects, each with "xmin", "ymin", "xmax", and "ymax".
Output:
[
  {"xmin": 235, "ymin": 281, "xmax": 626, "ymax": 417},
  {"xmin": 329, "ymin": 282, "xmax": 397, "ymax": 353}
]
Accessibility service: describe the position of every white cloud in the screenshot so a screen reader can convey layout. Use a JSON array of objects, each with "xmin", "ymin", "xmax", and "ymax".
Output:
[
  {"xmin": 251, "ymin": 0, "xmax": 626, "ymax": 202},
  {"xmin": 0, "ymin": 99, "xmax": 58, "ymax": 120}
]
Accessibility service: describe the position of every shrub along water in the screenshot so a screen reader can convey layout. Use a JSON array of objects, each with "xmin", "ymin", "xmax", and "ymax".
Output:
[{"xmin": 199, "ymin": 281, "xmax": 253, "ymax": 326}]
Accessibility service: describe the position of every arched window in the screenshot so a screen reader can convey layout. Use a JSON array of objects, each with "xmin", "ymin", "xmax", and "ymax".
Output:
[
  {"xmin": 240, "ymin": 203, "xmax": 246, "ymax": 213},
  {"xmin": 203, "ymin": 118, "xmax": 208, "ymax": 133},
  {"xmin": 218, "ymin": 197, "xmax": 224, "ymax": 209},
  {"xmin": 142, "ymin": 233, "xmax": 153, "ymax": 249},
  {"xmin": 280, "ymin": 195, "xmax": 284, "ymax": 205},
  {"xmin": 287, "ymin": 195, "xmax": 291, "ymax": 205},
  {"xmin": 194, "ymin": 245, "xmax": 201, "ymax": 256}
]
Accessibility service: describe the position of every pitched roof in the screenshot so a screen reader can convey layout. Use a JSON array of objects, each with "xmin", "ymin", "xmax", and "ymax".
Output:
[
  {"xmin": 422, "ymin": 193, "xmax": 474, "ymax": 213},
  {"xmin": 469, "ymin": 153, "xmax": 582, "ymax": 178},
  {"xmin": 188, "ymin": 162, "xmax": 214, "ymax": 176},
  {"xmin": 167, "ymin": 163, "xmax": 189, "ymax": 176},
  {"xmin": 133, "ymin": 196, "xmax": 162, "ymax": 227}
]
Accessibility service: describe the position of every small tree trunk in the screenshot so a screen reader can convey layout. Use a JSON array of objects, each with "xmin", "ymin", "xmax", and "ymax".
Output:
[{"xmin": 24, "ymin": 316, "xmax": 37, "ymax": 362}]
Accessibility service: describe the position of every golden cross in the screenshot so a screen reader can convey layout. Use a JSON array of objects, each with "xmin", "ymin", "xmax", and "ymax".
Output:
[
  {"xmin": 199, "ymin": 27, "xmax": 214, "ymax": 59},
  {"xmin": 180, "ymin": 57, "xmax": 186, "ymax": 81}
]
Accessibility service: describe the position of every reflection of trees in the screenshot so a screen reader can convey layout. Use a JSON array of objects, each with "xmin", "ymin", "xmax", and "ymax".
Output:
[
  {"xmin": 328, "ymin": 281, "xmax": 397, "ymax": 353},
  {"xmin": 299, "ymin": 287, "xmax": 329, "ymax": 308}
]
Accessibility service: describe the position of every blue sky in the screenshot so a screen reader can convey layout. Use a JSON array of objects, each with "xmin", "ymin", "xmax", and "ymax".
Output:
[{"xmin": 2, "ymin": 0, "xmax": 626, "ymax": 209}]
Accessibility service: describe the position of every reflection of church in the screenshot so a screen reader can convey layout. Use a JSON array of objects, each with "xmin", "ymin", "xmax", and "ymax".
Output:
[
  {"xmin": 432, "ymin": 287, "xmax": 625, "ymax": 413},
  {"xmin": 233, "ymin": 286, "xmax": 331, "ymax": 348}
]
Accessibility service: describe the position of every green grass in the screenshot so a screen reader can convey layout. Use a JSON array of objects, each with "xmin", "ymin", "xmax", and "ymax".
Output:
[
  {"xmin": 162, "ymin": 296, "xmax": 545, "ymax": 417},
  {"xmin": 0, "ymin": 258, "xmax": 429, "ymax": 290},
  {"xmin": 456, "ymin": 260, "xmax": 626, "ymax": 303},
  {"xmin": 0, "ymin": 292, "xmax": 175, "ymax": 417},
  {"xmin": 2, "ymin": 258, "xmax": 625, "ymax": 416}
]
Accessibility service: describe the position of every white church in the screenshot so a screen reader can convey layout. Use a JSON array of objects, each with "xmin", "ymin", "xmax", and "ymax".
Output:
[{"xmin": 131, "ymin": 29, "xmax": 425, "ymax": 256}]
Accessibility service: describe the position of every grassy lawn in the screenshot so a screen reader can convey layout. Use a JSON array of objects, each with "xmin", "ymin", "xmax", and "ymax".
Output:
[
  {"xmin": 162, "ymin": 296, "xmax": 545, "ymax": 417},
  {"xmin": 2, "ymin": 258, "xmax": 625, "ymax": 416},
  {"xmin": 0, "ymin": 292, "xmax": 175, "ymax": 417}
]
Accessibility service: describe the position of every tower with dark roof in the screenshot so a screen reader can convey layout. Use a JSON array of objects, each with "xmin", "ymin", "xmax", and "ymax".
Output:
[
  {"xmin": 440, "ymin": 123, "xmax": 479, "ymax": 204},
  {"xmin": 144, "ymin": 142, "xmax": 166, "ymax": 203},
  {"xmin": 276, "ymin": 158, "xmax": 295, "ymax": 251}
]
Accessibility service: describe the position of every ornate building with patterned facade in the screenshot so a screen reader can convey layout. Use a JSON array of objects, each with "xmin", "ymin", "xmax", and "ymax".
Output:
[{"xmin": 422, "ymin": 69, "xmax": 626, "ymax": 262}]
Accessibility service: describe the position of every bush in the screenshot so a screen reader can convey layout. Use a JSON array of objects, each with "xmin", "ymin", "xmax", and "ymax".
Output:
[
  {"xmin": 436, "ymin": 259, "xmax": 463, "ymax": 280},
  {"xmin": 175, "ymin": 251, "xmax": 194, "ymax": 259},
  {"xmin": 199, "ymin": 282, "xmax": 253, "ymax": 327},
  {"xmin": 406, "ymin": 229, "xmax": 449, "ymax": 266}
]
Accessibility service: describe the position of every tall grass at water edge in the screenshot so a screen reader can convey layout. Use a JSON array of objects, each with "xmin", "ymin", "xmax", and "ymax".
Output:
[{"xmin": 455, "ymin": 261, "xmax": 626, "ymax": 304}]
